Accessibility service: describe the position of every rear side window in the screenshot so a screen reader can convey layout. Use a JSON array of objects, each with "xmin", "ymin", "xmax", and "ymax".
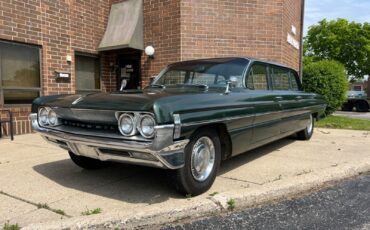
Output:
[
  {"xmin": 246, "ymin": 64, "xmax": 268, "ymax": 90},
  {"xmin": 271, "ymin": 67, "xmax": 290, "ymax": 90},
  {"xmin": 289, "ymin": 71, "xmax": 300, "ymax": 91}
]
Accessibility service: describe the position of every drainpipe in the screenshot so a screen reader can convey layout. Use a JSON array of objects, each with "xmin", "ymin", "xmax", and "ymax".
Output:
[{"xmin": 299, "ymin": 0, "xmax": 305, "ymax": 80}]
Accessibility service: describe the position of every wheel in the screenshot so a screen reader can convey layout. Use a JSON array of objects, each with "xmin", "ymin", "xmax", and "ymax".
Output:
[
  {"xmin": 174, "ymin": 129, "xmax": 221, "ymax": 196},
  {"xmin": 296, "ymin": 114, "xmax": 314, "ymax": 140},
  {"xmin": 341, "ymin": 102, "xmax": 354, "ymax": 111},
  {"xmin": 68, "ymin": 151, "xmax": 109, "ymax": 170},
  {"xmin": 355, "ymin": 101, "xmax": 369, "ymax": 112}
]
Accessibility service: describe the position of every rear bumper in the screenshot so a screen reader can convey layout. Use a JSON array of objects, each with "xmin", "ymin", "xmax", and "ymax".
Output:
[{"xmin": 30, "ymin": 113, "xmax": 188, "ymax": 169}]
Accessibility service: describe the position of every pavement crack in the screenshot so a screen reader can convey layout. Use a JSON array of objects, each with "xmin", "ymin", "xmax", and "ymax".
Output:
[
  {"xmin": 208, "ymin": 197, "xmax": 225, "ymax": 211},
  {"xmin": 0, "ymin": 190, "xmax": 72, "ymax": 218},
  {"xmin": 219, "ymin": 176, "xmax": 263, "ymax": 185}
]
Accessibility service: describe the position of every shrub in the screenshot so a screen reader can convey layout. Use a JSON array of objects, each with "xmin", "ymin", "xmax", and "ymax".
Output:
[{"xmin": 303, "ymin": 59, "xmax": 348, "ymax": 115}]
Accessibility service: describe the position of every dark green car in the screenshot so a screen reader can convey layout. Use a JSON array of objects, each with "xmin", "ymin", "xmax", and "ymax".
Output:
[{"xmin": 30, "ymin": 57, "xmax": 326, "ymax": 195}]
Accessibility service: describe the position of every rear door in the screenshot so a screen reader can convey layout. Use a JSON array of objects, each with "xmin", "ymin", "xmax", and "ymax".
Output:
[{"xmin": 270, "ymin": 66, "xmax": 310, "ymax": 134}]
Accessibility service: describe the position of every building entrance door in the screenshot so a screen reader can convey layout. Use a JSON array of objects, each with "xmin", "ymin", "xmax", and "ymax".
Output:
[{"xmin": 117, "ymin": 53, "xmax": 141, "ymax": 90}]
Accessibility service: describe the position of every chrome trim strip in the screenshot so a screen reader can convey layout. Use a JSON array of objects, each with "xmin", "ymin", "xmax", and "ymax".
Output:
[
  {"xmin": 180, "ymin": 104, "xmax": 323, "ymax": 127},
  {"xmin": 30, "ymin": 113, "xmax": 188, "ymax": 170}
]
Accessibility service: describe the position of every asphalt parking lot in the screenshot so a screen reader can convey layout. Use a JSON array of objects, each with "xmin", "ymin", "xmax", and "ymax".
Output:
[{"xmin": 0, "ymin": 128, "xmax": 369, "ymax": 229}]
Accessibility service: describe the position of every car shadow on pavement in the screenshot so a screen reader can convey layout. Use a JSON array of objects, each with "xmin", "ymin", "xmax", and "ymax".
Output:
[{"xmin": 32, "ymin": 138, "xmax": 296, "ymax": 204}]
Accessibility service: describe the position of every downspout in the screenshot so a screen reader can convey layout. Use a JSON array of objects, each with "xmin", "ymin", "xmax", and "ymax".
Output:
[{"xmin": 299, "ymin": 0, "xmax": 305, "ymax": 81}]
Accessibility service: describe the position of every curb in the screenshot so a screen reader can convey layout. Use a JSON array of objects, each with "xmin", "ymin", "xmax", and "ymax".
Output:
[{"xmin": 24, "ymin": 159, "xmax": 370, "ymax": 230}]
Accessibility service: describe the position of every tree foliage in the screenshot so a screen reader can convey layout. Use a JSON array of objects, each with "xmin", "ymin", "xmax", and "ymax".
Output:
[
  {"xmin": 305, "ymin": 18, "xmax": 370, "ymax": 80},
  {"xmin": 303, "ymin": 60, "xmax": 348, "ymax": 115}
]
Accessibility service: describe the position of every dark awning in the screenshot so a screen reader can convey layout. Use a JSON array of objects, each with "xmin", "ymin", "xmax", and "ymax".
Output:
[{"xmin": 98, "ymin": 0, "xmax": 143, "ymax": 51}]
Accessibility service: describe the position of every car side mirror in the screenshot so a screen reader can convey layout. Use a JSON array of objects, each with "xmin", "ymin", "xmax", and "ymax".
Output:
[
  {"xmin": 228, "ymin": 76, "xmax": 238, "ymax": 88},
  {"xmin": 224, "ymin": 76, "xmax": 238, "ymax": 94}
]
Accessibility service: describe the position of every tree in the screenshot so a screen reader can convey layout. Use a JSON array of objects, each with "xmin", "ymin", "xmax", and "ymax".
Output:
[
  {"xmin": 303, "ymin": 60, "xmax": 348, "ymax": 115},
  {"xmin": 305, "ymin": 19, "xmax": 370, "ymax": 80}
]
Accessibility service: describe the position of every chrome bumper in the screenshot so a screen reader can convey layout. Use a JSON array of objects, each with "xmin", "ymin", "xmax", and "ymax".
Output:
[{"xmin": 30, "ymin": 113, "xmax": 188, "ymax": 169}]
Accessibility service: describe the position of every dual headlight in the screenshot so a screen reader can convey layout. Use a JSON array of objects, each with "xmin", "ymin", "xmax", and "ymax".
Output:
[
  {"xmin": 117, "ymin": 113, "xmax": 156, "ymax": 138},
  {"xmin": 38, "ymin": 107, "xmax": 60, "ymax": 127}
]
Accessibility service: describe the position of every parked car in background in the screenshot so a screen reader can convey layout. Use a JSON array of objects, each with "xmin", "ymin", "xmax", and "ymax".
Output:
[
  {"xmin": 342, "ymin": 90, "xmax": 370, "ymax": 112},
  {"xmin": 30, "ymin": 57, "xmax": 326, "ymax": 195}
]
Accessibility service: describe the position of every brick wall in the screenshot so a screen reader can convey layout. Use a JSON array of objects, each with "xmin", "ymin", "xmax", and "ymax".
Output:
[
  {"xmin": 141, "ymin": 0, "xmax": 181, "ymax": 86},
  {"xmin": 180, "ymin": 0, "xmax": 302, "ymax": 71}
]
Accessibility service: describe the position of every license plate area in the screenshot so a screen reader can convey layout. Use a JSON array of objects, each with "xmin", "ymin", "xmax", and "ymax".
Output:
[{"xmin": 74, "ymin": 144, "xmax": 99, "ymax": 158}]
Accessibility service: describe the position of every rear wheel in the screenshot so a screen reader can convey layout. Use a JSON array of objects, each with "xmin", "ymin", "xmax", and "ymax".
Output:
[
  {"xmin": 174, "ymin": 129, "xmax": 221, "ymax": 196},
  {"xmin": 296, "ymin": 114, "xmax": 314, "ymax": 140},
  {"xmin": 355, "ymin": 101, "xmax": 369, "ymax": 112},
  {"xmin": 69, "ymin": 151, "xmax": 109, "ymax": 170}
]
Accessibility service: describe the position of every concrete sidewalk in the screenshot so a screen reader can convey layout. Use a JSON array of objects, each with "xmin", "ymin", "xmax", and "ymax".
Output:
[{"xmin": 0, "ymin": 128, "xmax": 369, "ymax": 229}]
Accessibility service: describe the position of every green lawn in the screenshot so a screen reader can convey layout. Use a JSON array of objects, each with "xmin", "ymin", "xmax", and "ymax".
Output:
[{"xmin": 316, "ymin": 115, "xmax": 370, "ymax": 131}]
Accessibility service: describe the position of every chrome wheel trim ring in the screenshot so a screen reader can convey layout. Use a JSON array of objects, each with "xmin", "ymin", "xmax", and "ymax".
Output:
[
  {"xmin": 307, "ymin": 115, "xmax": 314, "ymax": 134},
  {"xmin": 190, "ymin": 136, "xmax": 216, "ymax": 182}
]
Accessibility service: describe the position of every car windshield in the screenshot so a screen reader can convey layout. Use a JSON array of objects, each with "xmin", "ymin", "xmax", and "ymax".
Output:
[{"xmin": 152, "ymin": 58, "xmax": 249, "ymax": 88}]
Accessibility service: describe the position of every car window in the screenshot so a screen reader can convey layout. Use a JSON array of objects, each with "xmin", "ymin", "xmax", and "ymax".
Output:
[
  {"xmin": 246, "ymin": 64, "xmax": 268, "ymax": 90},
  {"xmin": 289, "ymin": 71, "xmax": 300, "ymax": 91},
  {"xmin": 271, "ymin": 67, "xmax": 290, "ymax": 90},
  {"xmin": 159, "ymin": 70, "xmax": 186, "ymax": 85}
]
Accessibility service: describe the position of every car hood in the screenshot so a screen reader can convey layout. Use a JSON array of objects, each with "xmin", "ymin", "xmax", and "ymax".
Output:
[
  {"xmin": 35, "ymin": 88, "xmax": 222, "ymax": 111},
  {"xmin": 32, "ymin": 87, "xmax": 231, "ymax": 123}
]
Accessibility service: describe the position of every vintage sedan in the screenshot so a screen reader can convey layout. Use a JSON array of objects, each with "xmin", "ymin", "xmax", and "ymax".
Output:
[{"xmin": 30, "ymin": 57, "xmax": 326, "ymax": 195}]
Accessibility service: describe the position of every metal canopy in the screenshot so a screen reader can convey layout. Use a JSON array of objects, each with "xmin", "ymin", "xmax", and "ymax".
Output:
[{"xmin": 98, "ymin": 0, "xmax": 143, "ymax": 51}]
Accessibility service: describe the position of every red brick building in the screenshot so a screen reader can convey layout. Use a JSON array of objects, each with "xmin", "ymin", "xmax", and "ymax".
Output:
[{"xmin": 0, "ymin": 0, "xmax": 304, "ymax": 135}]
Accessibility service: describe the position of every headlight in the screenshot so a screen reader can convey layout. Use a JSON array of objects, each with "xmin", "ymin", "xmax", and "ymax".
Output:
[
  {"xmin": 118, "ymin": 113, "xmax": 135, "ymax": 136},
  {"xmin": 38, "ymin": 107, "xmax": 49, "ymax": 126},
  {"xmin": 48, "ymin": 109, "xmax": 59, "ymax": 126},
  {"xmin": 138, "ymin": 114, "xmax": 156, "ymax": 138}
]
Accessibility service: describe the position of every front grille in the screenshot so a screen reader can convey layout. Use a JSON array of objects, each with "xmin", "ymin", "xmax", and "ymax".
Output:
[{"xmin": 61, "ymin": 119, "xmax": 119, "ymax": 132}]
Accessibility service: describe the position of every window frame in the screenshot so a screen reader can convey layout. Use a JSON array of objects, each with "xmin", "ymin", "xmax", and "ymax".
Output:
[
  {"xmin": 244, "ymin": 62, "xmax": 269, "ymax": 90},
  {"xmin": 75, "ymin": 52, "xmax": 102, "ymax": 94},
  {"xmin": 269, "ymin": 64, "xmax": 303, "ymax": 91},
  {"xmin": 0, "ymin": 40, "xmax": 42, "ymax": 106}
]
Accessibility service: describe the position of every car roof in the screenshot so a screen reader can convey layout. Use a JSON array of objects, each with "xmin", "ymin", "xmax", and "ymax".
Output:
[{"xmin": 168, "ymin": 57, "xmax": 292, "ymax": 70}]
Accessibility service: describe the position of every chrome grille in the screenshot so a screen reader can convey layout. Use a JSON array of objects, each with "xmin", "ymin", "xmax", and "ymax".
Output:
[{"xmin": 61, "ymin": 119, "xmax": 118, "ymax": 132}]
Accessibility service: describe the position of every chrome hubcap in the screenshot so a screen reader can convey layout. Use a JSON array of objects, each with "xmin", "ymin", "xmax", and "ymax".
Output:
[
  {"xmin": 307, "ymin": 115, "xmax": 313, "ymax": 134},
  {"xmin": 191, "ymin": 136, "xmax": 215, "ymax": 182}
]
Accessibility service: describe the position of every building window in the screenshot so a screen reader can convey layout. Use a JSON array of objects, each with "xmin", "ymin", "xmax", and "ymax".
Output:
[
  {"xmin": 0, "ymin": 41, "xmax": 41, "ymax": 105},
  {"xmin": 75, "ymin": 54, "xmax": 101, "ymax": 93}
]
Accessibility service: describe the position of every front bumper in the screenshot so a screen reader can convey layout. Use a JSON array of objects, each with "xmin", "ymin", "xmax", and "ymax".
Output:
[{"xmin": 30, "ymin": 113, "xmax": 188, "ymax": 169}]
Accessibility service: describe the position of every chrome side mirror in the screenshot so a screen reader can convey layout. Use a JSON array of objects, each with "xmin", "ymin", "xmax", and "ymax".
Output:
[{"xmin": 225, "ymin": 76, "xmax": 238, "ymax": 94}]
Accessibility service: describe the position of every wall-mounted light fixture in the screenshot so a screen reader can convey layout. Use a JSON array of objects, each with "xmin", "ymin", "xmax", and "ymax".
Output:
[{"xmin": 145, "ymin": 45, "xmax": 155, "ymax": 59}]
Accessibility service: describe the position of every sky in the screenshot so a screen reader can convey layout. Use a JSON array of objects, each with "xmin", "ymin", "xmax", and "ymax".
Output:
[{"xmin": 304, "ymin": 0, "xmax": 370, "ymax": 35}]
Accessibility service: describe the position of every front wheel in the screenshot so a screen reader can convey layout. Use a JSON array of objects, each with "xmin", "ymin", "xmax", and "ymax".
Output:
[
  {"xmin": 296, "ymin": 114, "xmax": 314, "ymax": 140},
  {"xmin": 174, "ymin": 129, "xmax": 221, "ymax": 196}
]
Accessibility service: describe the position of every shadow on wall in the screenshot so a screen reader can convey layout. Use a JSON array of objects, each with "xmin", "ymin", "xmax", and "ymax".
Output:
[{"xmin": 32, "ymin": 137, "xmax": 295, "ymax": 204}]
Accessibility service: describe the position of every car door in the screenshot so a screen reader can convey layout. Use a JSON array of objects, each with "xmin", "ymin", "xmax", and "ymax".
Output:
[
  {"xmin": 270, "ymin": 66, "xmax": 310, "ymax": 134},
  {"xmin": 246, "ymin": 63, "xmax": 281, "ymax": 144}
]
